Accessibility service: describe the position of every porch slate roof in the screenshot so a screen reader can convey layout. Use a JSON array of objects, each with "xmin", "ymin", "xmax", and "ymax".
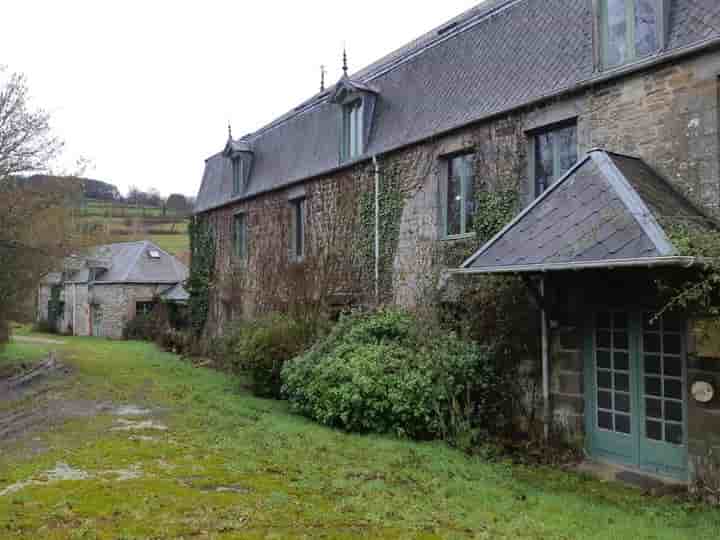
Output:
[
  {"xmin": 194, "ymin": 0, "xmax": 720, "ymax": 214},
  {"xmin": 160, "ymin": 282, "xmax": 190, "ymax": 303},
  {"xmin": 460, "ymin": 150, "xmax": 717, "ymax": 274}
]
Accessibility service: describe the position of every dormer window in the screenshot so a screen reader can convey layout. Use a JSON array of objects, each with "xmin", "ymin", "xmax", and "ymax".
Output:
[
  {"xmin": 600, "ymin": 0, "xmax": 660, "ymax": 69},
  {"xmin": 232, "ymin": 157, "xmax": 244, "ymax": 195},
  {"xmin": 330, "ymin": 76, "xmax": 378, "ymax": 164},
  {"xmin": 342, "ymin": 100, "xmax": 364, "ymax": 161},
  {"xmin": 223, "ymin": 137, "xmax": 253, "ymax": 197}
]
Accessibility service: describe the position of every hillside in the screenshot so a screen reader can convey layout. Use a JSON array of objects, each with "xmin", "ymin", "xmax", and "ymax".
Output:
[{"xmin": 77, "ymin": 200, "xmax": 190, "ymax": 263}]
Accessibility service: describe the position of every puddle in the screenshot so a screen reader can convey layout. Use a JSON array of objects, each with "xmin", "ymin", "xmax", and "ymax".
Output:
[
  {"xmin": 111, "ymin": 419, "xmax": 168, "ymax": 432},
  {"xmin": 113, "ymin": 405, "xmax": 152, "ymax": 417},
  {"xmin": 0, "ymin": 462, "xmax": 146, "ymax": 496},
  {"xmin": 129, "ymin": 435, "xmax": 158, "ymax": 442},
  {"xmin": 106, "ymin": 465, "xmax": 143, "ymax": 481},
  {"xmin": 45, "ymin": 463, "xmax": 90, "ymax": 482}
]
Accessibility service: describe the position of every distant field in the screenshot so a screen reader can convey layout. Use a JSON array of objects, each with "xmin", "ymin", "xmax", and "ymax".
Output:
[{"xmin": 76, "ymin": 199, "xmax": 190, "ymax": 258}]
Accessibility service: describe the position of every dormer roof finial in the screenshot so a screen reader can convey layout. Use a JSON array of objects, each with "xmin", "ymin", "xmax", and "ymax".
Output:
[
  {"xmin": 227, "ymin": 121, "xmax": 233, "ymax": 140},
  {"xmin": 321, "ymin": 65, "xmax": 326, "ymax": 92},
  {"xmin": 342, "ymin": 46, "xmax": 348, "ymax": 76}
]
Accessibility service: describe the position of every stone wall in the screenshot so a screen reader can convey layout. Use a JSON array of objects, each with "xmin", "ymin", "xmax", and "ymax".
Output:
[
  {"xmin": 90, "ymin": 284, "xmax": 168, "ymax": 339},
  {"xmin": 687, "ymin": 320, "xmax": 720, "ymax": 479},
  {"xmin": 199, "ymin": 47, "xmax": 720, "ymax": 478},
  {"xmin": 202, "ymin": 49, "xmax": 720, "ymax": 328},
  {"xmin": 48, "ymin": 283, "xmax": 168, "ymax": 339}
]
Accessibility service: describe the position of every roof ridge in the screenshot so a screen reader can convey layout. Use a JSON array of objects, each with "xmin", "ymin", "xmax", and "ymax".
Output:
[
  {"xmin": 122, "ymin": 241, "xmax": 150, "ymax": 282},
  {"xmin": 232, "ymin": 0, "xmax": 522, "ymax": 146},
  {"xmin": 591, "ymin": 152, "xmax": 677, "ymax": 256}
]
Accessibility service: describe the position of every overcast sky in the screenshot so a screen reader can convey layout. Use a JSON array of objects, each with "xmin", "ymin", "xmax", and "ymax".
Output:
[{"xmin": 2, "ymin": 0, "xmax": 482, "ymax": 197}]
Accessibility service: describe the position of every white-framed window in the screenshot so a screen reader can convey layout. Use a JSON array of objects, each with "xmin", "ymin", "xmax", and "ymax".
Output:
[
  {"xmin": 289, "ymin": 198, "xmax": 305, "ymax": 261},
  {"xmin": 600, "ymin": 0, "xmax": 659, "ymax": 69},
  {"xmin": 532, "ymin": 123, "xmax": 578, "ymax": 197},
  {"xmin": 442, "ymin": 153, "xmax": 476, "ymax": 238},
  {"xmin": 232, "ymin": 158, "xmax": 244, "ymax": 195},
  {"xmin": 233, "ymin": 212, "xmax": 248, "ymax": 262},
  {"xmin": 342, "ymin": 99, "xmax": 363, "ymax": 161}
]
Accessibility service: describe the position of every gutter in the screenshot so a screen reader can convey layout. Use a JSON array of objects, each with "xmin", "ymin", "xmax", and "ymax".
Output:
[
  {"xmin": 72, "ymin": 284, "xmax": 77, "ymax": 337},
  {"xmin": 449, "ymin": 256, "xmax": 698, "ymax": 275},
  {"xmin": 64, "ymin": 280, "xmax": 184, "ymax": 286},
  {"xmin": 194, "ymin": 37, "xmax": 720, "ymax": 216},
  {"xmin": 373, "ymin": 156, "xmax": 381, "ymax": 304}
]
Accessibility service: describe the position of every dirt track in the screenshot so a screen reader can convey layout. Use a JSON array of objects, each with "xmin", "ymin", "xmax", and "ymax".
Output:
[{"xmin": 0, "ymin": 355, "xmax": 92, "ymax": 451}]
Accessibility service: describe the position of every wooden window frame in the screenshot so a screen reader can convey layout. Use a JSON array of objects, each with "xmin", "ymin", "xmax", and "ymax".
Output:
[
  {"xmin": 289, "ymin": 197, "xmax": 306, "ymax": 262},
  {"xmin": 599, "ymin": 0, "xmax": 662, "ymax": 70},
  {"xmin": 528, "ymin": 121, "xmax": 578, "ymax": 199},
  {"xmin": 440, "ymin": 152, "xmax": 476, "ymax": 240},
  {"xmin": 341, "ymin": 99, "xmax": 364, "ymax": 162},
  {"xmin": 233, "ymin": 212, "xmax": 248, "ymax": 263},
  {"xmin": 232, "ymin": 158, "xmax": 244, "ymax": 196}
]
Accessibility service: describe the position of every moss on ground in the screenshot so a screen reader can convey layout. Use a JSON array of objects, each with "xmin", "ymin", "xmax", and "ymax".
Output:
[
  {"xmin": 0, "ymin": 336, "xmax": 719, "ymax": 539},
  {"xmin": 0, "ymin": 341, "xmax": 52, "ymax": 369}
]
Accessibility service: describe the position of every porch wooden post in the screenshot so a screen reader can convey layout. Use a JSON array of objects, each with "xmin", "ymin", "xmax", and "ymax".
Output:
[{"xmin": 541, "ymin": 277, "xmax": 550, "ymax": 440}]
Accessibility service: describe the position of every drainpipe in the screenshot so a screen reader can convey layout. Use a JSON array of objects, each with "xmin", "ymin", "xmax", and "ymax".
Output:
[
  {"xmin": 373, "ymin": 155, "xmax": 381, "ymax": 304},
  {"xmin": 540, "ymin": 277, "xmax": 550, "ymax": 440},
  {"xmin": 73, "ymin": 284, "xmax": 77, "ymax": 337}
]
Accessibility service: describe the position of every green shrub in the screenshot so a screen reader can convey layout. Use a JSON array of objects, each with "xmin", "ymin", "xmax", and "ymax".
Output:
[
  {"xmin": 33, "ymin": 318, "xmax": 56, "ymax": 334},
  {"xmin": 220, "ymin": 314, "xmax": 321, "ymax": 399},
  {"xmin": 123, "ymin": 312, "xmax": 163, "ymax": 341},
  {"xmin": 282, "ymin": 309, "xmax": 511, "ymax": 442}
]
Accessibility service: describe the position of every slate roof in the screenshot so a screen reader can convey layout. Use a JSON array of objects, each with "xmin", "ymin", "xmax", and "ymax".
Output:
[
  {"xmin": 195, "ymin": 0, "xmax": 720, "ymax": 214},
  {"xmin": 67, "ymin": 241, "xmax": 189, "ymax": 285},
  {"xmin": 460, "ymin": 150, "xmax": 716, "ymax": 273},
  {"xmin": 160, "ymin": 283, "xmax": 190, "ymax": 303}
]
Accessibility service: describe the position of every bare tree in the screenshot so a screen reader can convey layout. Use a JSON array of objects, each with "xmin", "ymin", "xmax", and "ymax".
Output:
[
  {"xmin": 0, "ymin": 67, "xmax": 62, "ymax": 179},
  {"xmin": 0, "ymin": 68, "xmax": 78, "ymax": 342}
]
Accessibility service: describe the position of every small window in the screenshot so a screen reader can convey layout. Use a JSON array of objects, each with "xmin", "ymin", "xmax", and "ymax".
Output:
[
  {"xmin": 342, "ymin": 100, "xmax": 363, "ymax": 161},
  {"xmin": 148, "ymin": 250, "xmax": 161, "ymax": 259},
  {"xmin": 290, "ymin": 198, "xmax": 305, "ymax": 261},
  {"xmin": 136, "ymin": 301, "xmax": 156, "ymax": 317},
  {"xmin": 232, "ymin": 158, "xmax": 244, "ymax": 195},
  {"xmin": 443, "ymin": 153, "xmax": 475, "ymax": 238},
  {"xmin": 233, "ymin": 213, "xmax": 248, "ymax": 261},
  {"xmin": 601, "ymin": 0, "xmax": 659, "ymax": 69},
  {"xmin": 532, "ymin": 123, "xmax": 578, "ymax": 197}
]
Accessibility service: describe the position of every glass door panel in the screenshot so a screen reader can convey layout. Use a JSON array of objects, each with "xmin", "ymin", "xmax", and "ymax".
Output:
[
  {"xmin": 639, "ymin": 313, "xmax": 688, "ymax": 478},
  {"xmin": 590, "ymin": 311, "xmax": 637, "ymax": 465}
]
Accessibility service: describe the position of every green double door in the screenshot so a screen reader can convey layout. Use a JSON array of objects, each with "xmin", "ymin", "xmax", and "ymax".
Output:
[{"xmin": 585, "ymin": 311, "xmax": 688, "ymax": 480}]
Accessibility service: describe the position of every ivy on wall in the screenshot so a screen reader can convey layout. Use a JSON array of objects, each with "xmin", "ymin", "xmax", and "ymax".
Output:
[
  {"xmin": 187, "ymin": 216, "xmax": 216, "ymax": 335},
  {"xmin": 357, "ymin": 166, "xmax": 406, "ymax": 303},
  {"xmin": 659, "ymin": 220, "xmax": 720, "ymax": 317},
  {"xmin": 48, "ymin": 285, "xmax": 62, "ymax": 328}
]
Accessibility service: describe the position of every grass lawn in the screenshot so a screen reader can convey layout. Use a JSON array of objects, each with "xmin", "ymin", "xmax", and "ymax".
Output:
[
  {"xmin": 0, "ymin": 341, "xmax": 52, "ymax": 367},
  {"xmin": 149, "ymin": 232, "xmax": 189, "ymax": 256},
  {"xmin": 1, "ymin": 336, "xmax": 719, "ymax": 539}
]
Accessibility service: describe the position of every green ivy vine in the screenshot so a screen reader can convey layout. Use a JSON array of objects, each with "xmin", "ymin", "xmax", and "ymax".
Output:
[
  {"xmin": 658, "ymin": 220, "xmax": 720, "ymax": 317},
  {"xmin": 48, "ymin": 285, "xmax": 63, "ymax": 328},
  {"xmin": 357, "ymin": 166, "xmax": 405, "ymax": 302},
  {"xmin": 187, "ymin": 216, "xmax": 216, "ymax": 335}
]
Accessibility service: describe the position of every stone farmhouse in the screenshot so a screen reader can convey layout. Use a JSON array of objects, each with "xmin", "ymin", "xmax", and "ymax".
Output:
[
  {"xmin": 194, "ymin": 0, "xmax": 720, "ymax": 482},
  {"xmin": 37, "ymin": 241, "xmax": 188, "ymax": 339}
]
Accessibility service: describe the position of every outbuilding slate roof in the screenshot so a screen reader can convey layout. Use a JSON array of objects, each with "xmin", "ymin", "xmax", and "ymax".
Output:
[
  {"xmin": 68, "ymin": 241, "xmax": 189, "ymax": 285},
  {"xmin": 195, "ymin": 0, "xmax": 720, "ymax": 214},
  {"xmin": 460, "ymin": 150, "xmax": 716, "ymax": 274}
]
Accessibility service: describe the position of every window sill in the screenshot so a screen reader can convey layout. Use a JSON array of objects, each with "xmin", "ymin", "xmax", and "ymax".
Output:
[{"xmin": 441, "ymin": 232, "xmax": 476, "ymax": 242}]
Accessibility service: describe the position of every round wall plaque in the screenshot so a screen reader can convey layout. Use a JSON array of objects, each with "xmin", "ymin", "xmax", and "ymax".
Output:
[{"xmin": 691, "ymin": 380, "xmax": 715, "ymax": 404}]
